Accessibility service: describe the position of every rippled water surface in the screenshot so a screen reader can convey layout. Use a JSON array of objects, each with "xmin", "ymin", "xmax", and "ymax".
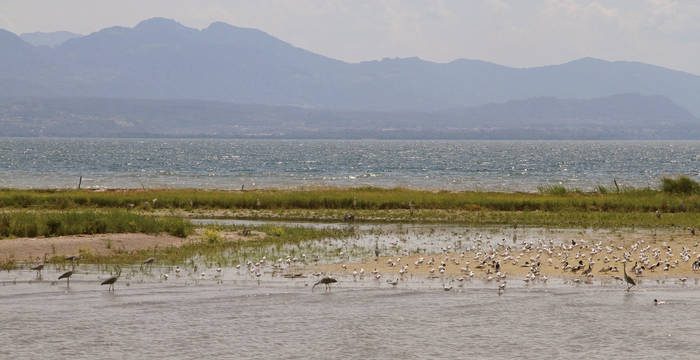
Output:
[
  {"xmin": 2, "ymin": 270, "xmax": 699, "ymax": 359},
  {"xmin": 1, "ymin": 223, "xmax": 696, "ymax": 359},
  {"xmin": 3, "ymin": 138, "xmax": 700, "ymax": 358},
  {"xmin": 1, "ymin": 138, "xmax": 698, "ymax": 190}
]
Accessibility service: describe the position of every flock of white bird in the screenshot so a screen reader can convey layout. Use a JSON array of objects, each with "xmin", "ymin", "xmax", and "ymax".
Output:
[
  {"xmin": 328, "ymin": 234, "xmax": 700, "ymax": 295},
  {"xmin": 25, "ymin": 232, "xmax": 698, "ymax": 304}
]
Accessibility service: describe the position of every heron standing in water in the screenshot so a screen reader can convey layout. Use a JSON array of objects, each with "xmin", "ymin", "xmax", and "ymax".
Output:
[
  {"xmin": 312, "ymin": 277, "xmax": 338, "ymax": 292},
  {"xmin": 65, "ymin": 255, "xmax": 79, "ymax": 271},
  {"xmin": 31, "ymin": 262, "xmax": 44, "ymax": 277},
  {"xmin": 31, "ymin": 254, "xmax": 47, "ymax": 278},
  {"xmin": 58, "ymin": 270, "xmax": 73, "ymax": 288},
  {"xmin": 623, "ymin": 262, "xmax": 636, "ymax": 291},
  {"xmin": 101, "ymin": 273, "xmax": 120, "ymax": 292}
]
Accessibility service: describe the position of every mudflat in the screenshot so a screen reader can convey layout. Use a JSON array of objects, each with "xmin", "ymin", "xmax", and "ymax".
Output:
[{"xmin": 0, "ymin": 229, "xmax": 263, "ymax": 262}]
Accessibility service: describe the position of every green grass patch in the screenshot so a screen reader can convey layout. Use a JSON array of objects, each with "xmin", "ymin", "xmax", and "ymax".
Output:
[
  {"xmin": 0, "ymin": 210, "xmax": 192, "ymax": 239},
  {"xmin": 0, "ymin": 184, "xmax": 699, "ymax": 213},
  {"xmin": 662, "ymin": 175, "xmax": 700, "ymax": 195},
  {"xmin": 1, "ymin": 180, "xmax": 700, "ymax": 229}
]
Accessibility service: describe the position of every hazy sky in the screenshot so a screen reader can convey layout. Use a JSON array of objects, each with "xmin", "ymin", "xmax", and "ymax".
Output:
[{"xmin": 1, "ymin": 0, "xmax": 699, "ymax": 74}]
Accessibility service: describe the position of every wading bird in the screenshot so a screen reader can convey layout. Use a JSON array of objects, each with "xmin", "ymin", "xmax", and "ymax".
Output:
[
  {"xmin": 143, "ymin": 248, "xmax": 157, "ymax": 266},
  {"xmin": 312, "ymin": 277, "xmax": 337, "ymax": 292},
  {"xmin": 31, "ymin": 254, "xmax": 46, "ymax": 278},
  {"xmin": 623, "ymin": 262, "xmax": 636, "ymax": 291},
  {"xmin": 65, "ymin": 255, "xmax": 79, "ymax": 270},
  {"xmin": 31, "ymin": 262, "xmax": 44, "ymax": 277},
  {"xmin": 58, "ymin": 270, "xmax": 73, "ymax": 288},
  {"xmin": 101, "ymin": 272, "xmax": 120, "ymax": 292},
  {"xmin": 31, "ymin": 254, "xmax": 46, "ymax": 279}
]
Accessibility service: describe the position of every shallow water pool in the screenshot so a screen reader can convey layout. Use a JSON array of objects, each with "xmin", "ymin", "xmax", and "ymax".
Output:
[{"xmin": 1, "ymin": 267, "xmax": 698, "ymax": 359}]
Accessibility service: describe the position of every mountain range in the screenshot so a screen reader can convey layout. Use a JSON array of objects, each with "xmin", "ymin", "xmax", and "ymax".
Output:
[{"xmin": 1, "ymin": 17, "xmax": 699, "ymax": 139}]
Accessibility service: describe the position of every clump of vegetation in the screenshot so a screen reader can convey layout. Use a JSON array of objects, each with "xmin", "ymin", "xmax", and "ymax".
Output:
[
  {"xmin": 267, "ymin": 226, "xmax": 286, "ymax": 237},
  {"xmin": 0, "ymin": 211, "xmax": 192, "ymax": 239},
  {"xmin": 661, "ymin": 176, "xmax": 700, "ymax": 195},
  {"xmin": 203, "ymin": 228, "xmax": 223, "ymax": 244},
  {"xmin": 537, "ymin": 185, "xmax": 568, "ymax": 195},
  {"xmin": 0, "ymin": 257, "xmax": 16, "ymax": 271}
]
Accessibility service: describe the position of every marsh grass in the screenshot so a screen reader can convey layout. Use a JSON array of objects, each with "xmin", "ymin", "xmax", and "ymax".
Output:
[
  {"xmin": 1, "ymin": 257, "xmax": 16, "ymax": 271},
  {"xmin": 1, "ymin": 183, "xmax": 700, "ymax": 233},
  {"xmin": 1, "ymin": 185, "xmax": 699, "ymax": 213},
  {"xmin": 0, "ymin": 210, "xmax": 192, "ymax": 239}
]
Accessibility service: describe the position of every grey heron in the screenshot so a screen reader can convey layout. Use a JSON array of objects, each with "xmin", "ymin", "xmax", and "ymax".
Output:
[
  {"xmin": 31, "ymin": 255, "xmax": 46, "ymax": 278},
  {"xmin": 101, "ymin": 273, "xmax": 119, "ymax": 292},
  {"xmin": 58, "ymin": 270, "xmax": 73, "ymax": 288},
  {"xmin": 312, "ymin": 277, "xmax": 337, "ymax": 292},
  {"xmin": 623, "ymin": 262, "xmax": 636, "ymax": 291}
]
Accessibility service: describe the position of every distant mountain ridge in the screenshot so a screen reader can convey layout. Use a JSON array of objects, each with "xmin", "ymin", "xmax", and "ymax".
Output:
[
  {"xmin": 20, "ymin": 31, "xmax": 82, "ymax": 47},
  {"xmin": 1, "ymin": 94, "xmax": 697, "ymax": 139},
  {"xmin": 1, "ymin": 18, "xmax": 700, "ymax": 116}
]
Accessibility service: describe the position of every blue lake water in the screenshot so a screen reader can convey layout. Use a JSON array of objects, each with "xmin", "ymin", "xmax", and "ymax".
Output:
[{"xmin": 0, "ymin": 138, "xmax": 698, "ymax": 190}]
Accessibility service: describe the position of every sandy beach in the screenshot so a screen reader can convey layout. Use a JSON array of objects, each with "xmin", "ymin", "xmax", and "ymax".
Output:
[{"xmin": 0, "ymin": 228, "xmax": 264, "ymax": 262}]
